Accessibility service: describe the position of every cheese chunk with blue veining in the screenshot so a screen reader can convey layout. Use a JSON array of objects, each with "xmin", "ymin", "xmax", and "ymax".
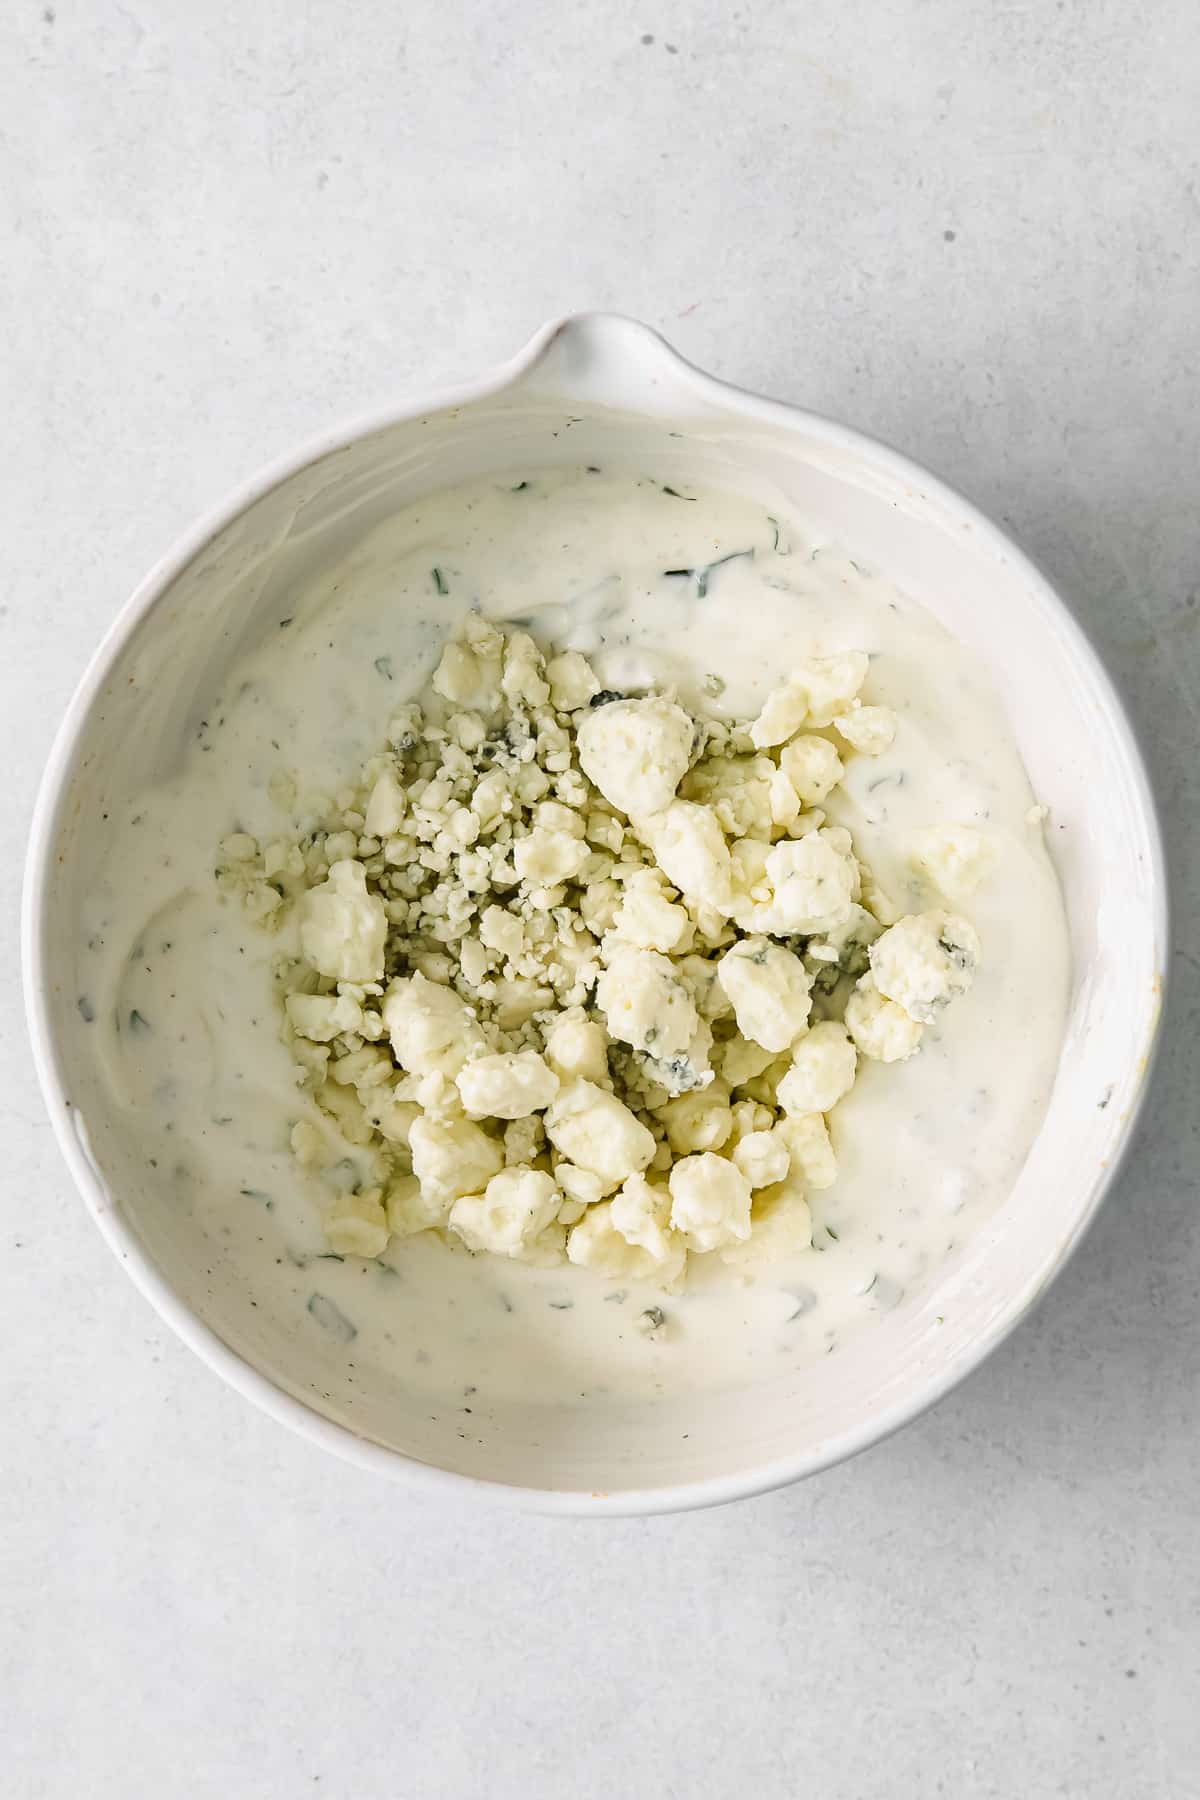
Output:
[
  {"xmin": 576, "ymin": 695, "xmax": 694, "ymax": 818},
  {"xmin": 595, "ymin": 944, "xmax": 702, "ymax": 1063},
  {"xmin": 869, "ymin": 911, "xmax": 981, "ymax": 1025},
  {"xmin": 844, "ymin": 974, "xmax": 925, "ymax": 1062},
  {"xmin": 716, "ymin": 936, "xmax": 813, "ymax": 1053},
  {"xmin": 760, "ymin": 832, "xmax": 857, "ymax": 935}
]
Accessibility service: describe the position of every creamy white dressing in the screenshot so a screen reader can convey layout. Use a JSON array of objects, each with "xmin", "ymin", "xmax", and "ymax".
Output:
[{"xmin": 77, "ymin": 469, "xmax": 1069, "ymax": 1409}]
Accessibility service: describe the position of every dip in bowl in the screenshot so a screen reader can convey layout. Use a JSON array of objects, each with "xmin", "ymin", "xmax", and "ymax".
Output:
[{"xmin": 24, "ymin": 316, "xmax": 1166, "ymax": 1512}]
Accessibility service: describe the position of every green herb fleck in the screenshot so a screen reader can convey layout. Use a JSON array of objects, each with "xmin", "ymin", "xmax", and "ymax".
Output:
[
  {"xmin": 431, "ymin": 567, "xmax": 448, "ymax": 595},
  {"xmin": 699, "ymin": 548, "xmax": 754, "ymax": 594},
  {"xmin": 548, "ymin": 1299, "xmax": 574, "ymax": 1311},
  {"xmin": 511, "ymin": 480, "xmax": 530, "ymax": 492},
  {"xmin": 660, "ymin": 484, "xmax": 696, "ymax": 501},
  {"xmin": 77, "ymin": 996, "xmax": 95, "ymax": 1023},
  {"xmin": 128, "ymin": 1009, "xmax": 151, "ymax": 1033},
  {"xmin": 279, "ymin": 617, "xmax": 294, "ymax": 629},
  {"xmin": 663, "ymin": 548, "xmax": 753, "ymax": 597},
  {"xmin": 374, "ymin": 656, "xmax": 393, "ymax": 681},
  {"xmin": 702, "ymin": 672, "xmax": 726, "ymax": 698},
  {"xmin": 239, "ymin": 1187, "xmax": 274, "ymax": 1209},
  {"xmin": 306, "ymin": 1293, "xmax": 357, "ymax": 1342},
  {"xmin": 825, "ymin": 1224, "xmax": 840, "ymax": 1242}
]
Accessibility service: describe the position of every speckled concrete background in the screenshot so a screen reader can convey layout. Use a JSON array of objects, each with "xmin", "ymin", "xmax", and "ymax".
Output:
[{"xmin": 3, "ymin": 3, "xmax": 1197, "ymax": 1794}]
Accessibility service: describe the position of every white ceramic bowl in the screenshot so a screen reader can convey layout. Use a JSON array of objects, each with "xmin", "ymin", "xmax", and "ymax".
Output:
[{"xmin": 24, "ymin": 314, "xmax": 1167, "ymax": 1514}]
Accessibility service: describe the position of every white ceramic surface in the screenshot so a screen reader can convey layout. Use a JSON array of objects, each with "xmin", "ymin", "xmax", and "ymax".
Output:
[{"xmin": 23, "ymin": 314, "xmax": 1167, "ymax": 1513}]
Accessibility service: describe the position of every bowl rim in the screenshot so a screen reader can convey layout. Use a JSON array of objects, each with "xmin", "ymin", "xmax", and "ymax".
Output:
[{"xmin": 22, "ymin": 311, "xmax": 1170, "ymax": 1516}]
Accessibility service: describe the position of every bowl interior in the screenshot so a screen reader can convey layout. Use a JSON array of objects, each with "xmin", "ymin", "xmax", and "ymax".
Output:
[{"xmin": 33, "ymin": 337, "xmax": 1164, "ymax": 1499}]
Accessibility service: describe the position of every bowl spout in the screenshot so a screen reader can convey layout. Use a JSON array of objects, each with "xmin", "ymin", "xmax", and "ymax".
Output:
[{"xmin": 506, "ymin": 311, "xmax": 721, "ymax": 419}]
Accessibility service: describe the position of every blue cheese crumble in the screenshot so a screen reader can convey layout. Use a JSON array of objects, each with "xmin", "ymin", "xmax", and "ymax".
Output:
[{"xmin": 216, "ymin": 617, "xmax": 982, "ymax": 1278}]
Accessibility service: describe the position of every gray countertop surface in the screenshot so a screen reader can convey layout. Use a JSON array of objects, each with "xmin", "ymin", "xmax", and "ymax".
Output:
[{"xmin": 3, "ymin": 2, "xmax": 1197, "ymax": 1794}]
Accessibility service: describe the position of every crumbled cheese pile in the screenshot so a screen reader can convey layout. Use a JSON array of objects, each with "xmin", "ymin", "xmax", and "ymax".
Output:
[{"xmin": 217, "ymin": 617, "xmax": 981, "ymax": 1282}]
